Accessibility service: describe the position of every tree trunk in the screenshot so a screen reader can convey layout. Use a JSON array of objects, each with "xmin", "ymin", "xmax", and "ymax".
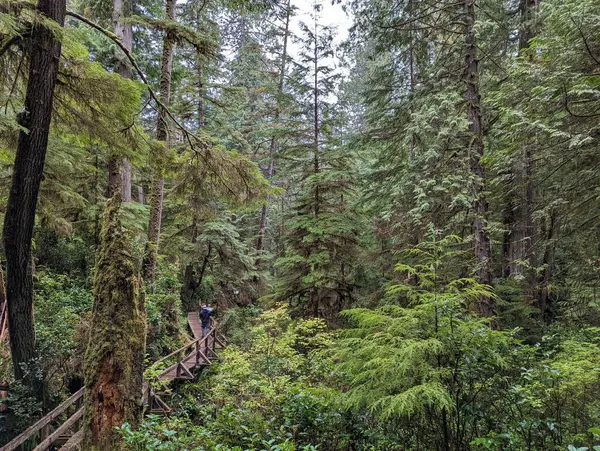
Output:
[
  {"xmin": 502, "ymin": 0, "xmax": 539, "ymax": 305},
  {"xmin": 122, "ymin": 158, "xmax": 132, "ymax": 202},
  {"xmin": 464, "ymin": 0, "xmax": 494, "ymax": 317},
  {"xmin": 256, "ymin": 0, "xmax": 291, "ymax": 254},
  {"xmin": 109, "ymin": 0, "xmax": 133, "ymax": 200},
  {"xmin": 518, "ymin": 0, "xmax": 539, "ymax": 52},
  {"xmin": 537, "ymin": 212, "xmax": 557, "ymax": 321},
  {"xmin": 3, "ymin": 0, "xmax": 66, "ymax": 398},
  {"xmin": 181, "ymin": 36, "xmax": 205, "ymax": 304},
  {"xmin": 256, "ymin": 159, "xmax": 275, "ymax": 252},
  {"xmin": 83, "ymin": 193, "xmax": 146, "ymax": 450},
  {"xmin": 313, "ymin": 11, "xmax": 320, "ymax": 220},
  {"xmin": 145, "ymin": 0, "xmax": 177, "ymax": 282}
]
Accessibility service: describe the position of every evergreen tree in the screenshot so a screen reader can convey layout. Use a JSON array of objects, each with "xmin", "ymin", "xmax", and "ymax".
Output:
[
  {"xmin": 3, "ymin": 0, "xmax": 66, "ymax": 400},
  {"xmin": 273, "ymin": 2, "xmax": 359, "ymax": 324}
]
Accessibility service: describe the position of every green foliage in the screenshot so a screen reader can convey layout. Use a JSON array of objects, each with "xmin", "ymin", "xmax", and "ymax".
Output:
[
  {"xmin": 121, "ymin": 307, "xmax": 356, "ymax": 450},
  {"xmin": 146, "ymin": 263, "xmax": 188, "ymax": 360}
]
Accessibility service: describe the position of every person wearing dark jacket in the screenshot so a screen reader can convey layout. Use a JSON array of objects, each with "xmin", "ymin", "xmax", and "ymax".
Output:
[{"xmin": 199, "ymin": 304, "xmax": 213, "ymax": 337}]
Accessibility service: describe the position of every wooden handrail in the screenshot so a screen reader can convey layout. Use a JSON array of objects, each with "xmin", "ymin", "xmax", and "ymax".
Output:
[
  {"xmin": 32, "ymin": 407, "xmax": 83, "ymax": 451},
  {"xmin": 60, "ymin": 429, "xmax": 83, "ymax": 451},
  {"xmin": 0, "ymin": 388, "xmax": 84, "ymax": 451},
  {"xmin": 1, "ymin": 314, "xmax": 223, "ymax": 450},
  {"xmin": 156, "ymin": 323, "xmax": 219, "ymax": 380},
  {"xmin": 150, "ymin": 318, "xmax": 218, "ymax": 368}
]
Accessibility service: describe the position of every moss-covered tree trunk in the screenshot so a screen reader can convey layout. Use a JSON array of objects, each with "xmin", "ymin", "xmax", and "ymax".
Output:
[{"xmin": 83, "ymin": 193, "xmax": 146, "ymax": 450}]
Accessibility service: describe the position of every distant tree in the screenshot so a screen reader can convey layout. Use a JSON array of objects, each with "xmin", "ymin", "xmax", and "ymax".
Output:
[{"xmin": 273, "ymin": 2, "xmax": 359, "ymax": 324}]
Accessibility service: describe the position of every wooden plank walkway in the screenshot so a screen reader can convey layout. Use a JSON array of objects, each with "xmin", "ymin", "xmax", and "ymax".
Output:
[
  {"xmin": 188, "ymin": 311, "xmax": 203, "ymax": 339},
  {"xmin": 0, "ymin": 312, "xmax": 226, "ymax": 451}
]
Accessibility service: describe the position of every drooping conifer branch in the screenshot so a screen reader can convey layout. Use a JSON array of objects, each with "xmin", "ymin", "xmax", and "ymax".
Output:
[{"xmin": 66, "ymin": 10, "xmax": 207, "ymax": 153}]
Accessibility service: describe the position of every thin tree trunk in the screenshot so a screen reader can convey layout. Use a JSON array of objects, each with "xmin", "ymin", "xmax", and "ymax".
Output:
[
  {"xmin": 197, "ymin": 242, "xmax": 212, "ymax": 289},
  {"xmin": 520, "ymin": 0, "xmax": 541, "ymax": 313},
  {"xmin": 83, "ymin": 194, "xmax": 146, "ymax": 450},
  {"xmin": 181, "ymin": 35, "xmax": 205, "ymax": 306},
  {"xmin": 109, "ymin": 0, "xmax": 133, "ymax": 200},
  {"xmin": 313, "ymin": 11, "xmax": 320, "ymax": 219},
  {"xmin": 307, "ymin": 8, "xmax": 321, "ymax": 317},
  {"xmin": 464, "ymin": 0, "xmax": 494, "ymax": 317},
  {"xmin": 3, "ymin": 0, "xmax": 66, "ymax": 398},
  {"xmin": 256, "ymin": 0, "xmax": 291, "ymax": 254},
  {"xmin": 538, "ymin": 212, "xmax": 557, "ymax": 321},
  {"xmin": 502, "ymin": 0, "xmax": 540, "ymax": 306},
  {"xmin": 145, "ymin": 0, "xmax": 177, "ymax": 282},
  {"xmin": 122, "ymin": 158, "xmax": 132, "ymax": 202}
]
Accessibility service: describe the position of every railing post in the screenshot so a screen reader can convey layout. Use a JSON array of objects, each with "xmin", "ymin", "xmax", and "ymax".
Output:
[
  {"xmin": 195, "ymin": 340, "xmax": 200, "ymax": 365},
  {"xmin": 176, "ymin": 351, "xmax": 182, "ymax": 378}
]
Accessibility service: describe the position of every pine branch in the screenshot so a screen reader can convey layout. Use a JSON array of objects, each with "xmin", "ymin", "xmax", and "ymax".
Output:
[{"xmin": 66, "ymin": 10, "xmax": 205, "ymax": 152}]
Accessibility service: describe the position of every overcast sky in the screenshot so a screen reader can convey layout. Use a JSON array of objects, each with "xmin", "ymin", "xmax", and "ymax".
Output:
[
  {"xmin": 291, "ymin": 0, "xmax": 351, "ymax": 45},
  {"xmin": 288, "ymin": 0, "xmax": 352, "ymax": 74}
]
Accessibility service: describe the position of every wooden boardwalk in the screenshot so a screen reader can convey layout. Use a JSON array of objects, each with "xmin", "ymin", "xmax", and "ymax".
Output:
[
  {"xmin": 0, "ymin": 312, "xmax": 226, "ymax": 451},
  {"xmin": 188, "ymin": 311, "xmax": 203, "ymax": 339}
]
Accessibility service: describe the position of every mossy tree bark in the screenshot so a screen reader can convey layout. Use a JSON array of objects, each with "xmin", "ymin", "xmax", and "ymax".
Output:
[
  {"xmin": 3, "ymin": 0, "xmax": 66, "ymax": 399},
  {"xmin": 83, "ymin": 193, "xmax": 146, "ymax": 450}
]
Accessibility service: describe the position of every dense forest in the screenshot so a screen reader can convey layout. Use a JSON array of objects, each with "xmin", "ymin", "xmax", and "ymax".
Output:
[{"xmin": 1, "ymin": 0, "xmax": 600, "ymax": 449}]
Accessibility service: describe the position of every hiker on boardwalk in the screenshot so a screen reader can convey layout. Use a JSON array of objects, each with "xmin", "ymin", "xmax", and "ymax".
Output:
[{"xmin": 199, "ymin": 303, "xmax": 213, "ymax": 337}]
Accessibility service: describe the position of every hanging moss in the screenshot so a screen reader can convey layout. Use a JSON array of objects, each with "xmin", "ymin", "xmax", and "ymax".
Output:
[{"xmin": 83, "ymin": 193, "xmax": 146, "ymax": 450}]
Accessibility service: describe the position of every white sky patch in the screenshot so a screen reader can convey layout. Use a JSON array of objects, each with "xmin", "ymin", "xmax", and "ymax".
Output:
[{"xmin": 288, "ymin": 0, "xmax": 352, "ymax": 81}]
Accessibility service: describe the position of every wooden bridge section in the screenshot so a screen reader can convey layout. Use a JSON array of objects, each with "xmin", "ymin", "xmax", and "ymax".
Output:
[{"xmin": 0, "ymin": 312, "xmax": 225, "ymax": 451}]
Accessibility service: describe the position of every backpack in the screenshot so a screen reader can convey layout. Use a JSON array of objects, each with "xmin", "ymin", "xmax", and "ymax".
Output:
[{"xmin": 200, "ymin": 308, "xmax": 211, "ymax": 326}]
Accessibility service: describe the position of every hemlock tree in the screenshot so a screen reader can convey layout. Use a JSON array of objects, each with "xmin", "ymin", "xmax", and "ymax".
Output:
[
  {"xmin": 109, "ymin": 0, "xmax": 134, "ymax": 199},
  {"xmin": 273, "ymin": 2, "xmax": 359, "ymax": 325},
  {"xmin": 144, "ymin": 0, "xmax": 177, "ymax": 282},
  {"xmin": 3, "ymin": 0, "xmax": 66, "ymax": 399},
  {"xmin": 256, "ymin": 0, "xmax": 293, "ymax": 256}
]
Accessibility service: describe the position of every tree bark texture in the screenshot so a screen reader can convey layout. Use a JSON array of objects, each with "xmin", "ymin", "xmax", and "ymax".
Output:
[
  {"xmin": 464, "ymin": 0, "xmax": 494, "ymax": 317},
  {"xmin": 501, "ymin": 0, "xmax": 540, "ymax": 312},
  {"xmin": 3, "ymin": 0, "xmax": 66, "ymax": 397},
  {"xmin": 108, "ymin": 0, "xmax": 133, "ymax": 200},
  {"xmin": 145, "ymin": 0, "xmax": 176, "ymax": 282},
  {"xmin": 83, "ymin": 193, "xmax": 146, "ymax": 450}
]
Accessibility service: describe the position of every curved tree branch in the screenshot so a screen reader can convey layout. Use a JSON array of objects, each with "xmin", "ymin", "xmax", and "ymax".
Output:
[{"xmin": 66, "ymin": 10, "xmax": 203, "ymax": 152}]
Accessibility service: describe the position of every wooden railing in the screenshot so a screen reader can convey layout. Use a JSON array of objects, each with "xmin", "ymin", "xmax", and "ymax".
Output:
[
  {"xmin": 0, "ymin": 388, "xmax": 84, "ymax": 451},
  {"xmin": 144, "ymin": 321, "xmax": 226, "ymax": 413},
  {"xmin": 0, "ymin": 315, "xmax": 226, "ymax": 451}
]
